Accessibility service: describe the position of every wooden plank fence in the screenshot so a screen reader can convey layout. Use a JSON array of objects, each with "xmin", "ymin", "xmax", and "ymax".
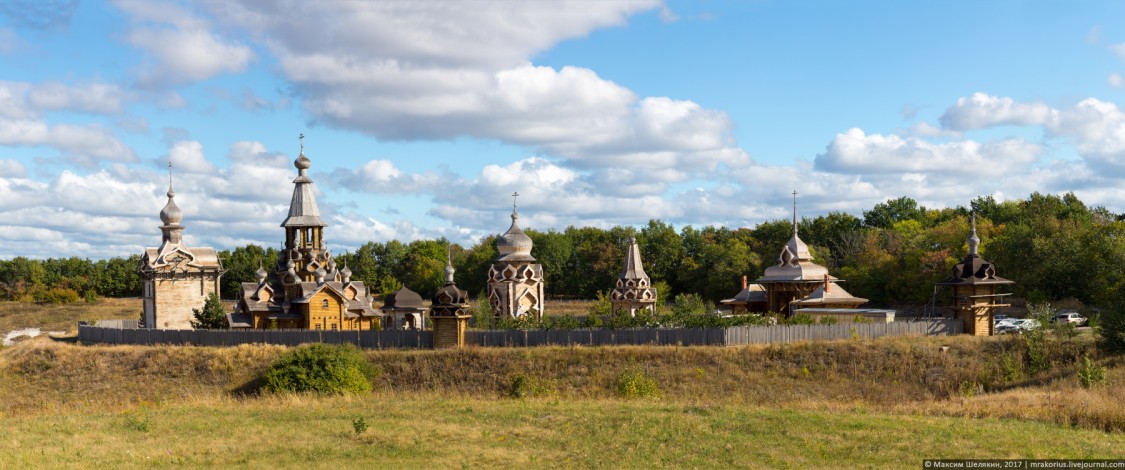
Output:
[{"xmin": 78, "ymin": 319, "xmax": 960, "ymax": 349}]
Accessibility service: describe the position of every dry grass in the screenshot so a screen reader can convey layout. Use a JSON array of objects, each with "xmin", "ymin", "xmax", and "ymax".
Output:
[
  {"xmin": 3, "ymin": 333, "xmax": 1122, "ymax": 433},
  {"xmin": 2, "ymin": 333, "xmax": 1124, "ymax": 467},
  {"xmin": 0, "ymin": 298, "xmax": 142, "ymax": 335},
  {"xmin": 543, "ymin": 299, "xmax": 594, "ymax": 316}
]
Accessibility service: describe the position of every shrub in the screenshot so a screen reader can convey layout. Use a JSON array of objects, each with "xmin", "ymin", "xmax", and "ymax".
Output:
[
  {"xmin": 352, "ymin": 417, "xmax": 368, "ymax": 435},
  {"xmin": 786, "ymin": 313, "xmax": 816, "ymax": 325},
  {"xmin": 35, "ymin": 287, "xmax": 79, "ymax": 304},
  {"xmin": 469, "ymin": 294, "xmax": 494, "ymax": 329},
  {"xmin": 1078, "ymin": 355, "xmax": 1106, "ymax": 389},
  {"xmin": 542, "ymin": 314, "xmax": 580, "ymax": 330},
  {"xmin": 260, "ymin": 344, "xmax": 379, "ymax": 395},
  {"xmin": 507, "ymin": 373, "xmax": 556, "ymax": 399},
  {"xmin": 670, "ymin": 293, "xmax": 708, "ymax": 317},
  {"xmin": 614, "ymin": 367, "xmax": 659, "ymax": 399}
]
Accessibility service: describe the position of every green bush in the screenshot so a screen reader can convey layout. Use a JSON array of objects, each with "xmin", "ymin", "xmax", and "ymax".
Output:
[
  {"xmin": 260, "ymin": 344, "xmax": 379, "ymax": 395},
  {"xmin": 35, "ymin": 287, "xmax": 79, "ymax": 304},
  {"xmin": 507, "ymin": 373, "xmax": 556, "ymax": 399},
  {"xmin": 1078, "ymin": 355, "xmax": 1106, "ymax": 389},
  {"xmin": 191, "ymin": 292, "xmax": 228, "ymax": 329},
  {"xmin": 614, "ymin": 367, "xmax": 659, "ymax": 399}
]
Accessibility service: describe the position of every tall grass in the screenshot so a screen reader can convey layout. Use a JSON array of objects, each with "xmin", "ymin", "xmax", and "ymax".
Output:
[{"xmin": 2, "ymin": 334, "xmax": 1121, "ymax": 432}]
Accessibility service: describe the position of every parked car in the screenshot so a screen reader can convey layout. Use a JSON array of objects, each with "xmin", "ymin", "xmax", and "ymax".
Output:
[
  {"xmin": 993, "ymin": 314, "xmax": 1010, "ymax": 324},
  {"xmin": 994, "ymin": 321, "xmax": 1021, "ymax": 335},
  {"xmin": 1012, "ymin": 319, "xmax": 1040, "ymax": 332},
  {"xmin": 1052, "ymin": 311, "xmax": 1087, "ymax": 326}
]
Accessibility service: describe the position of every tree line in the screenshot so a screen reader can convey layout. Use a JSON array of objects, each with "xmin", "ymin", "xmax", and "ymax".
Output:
[{"xmin": 3, "ymin": 192, "xmax": 1125, "ymax": 312}]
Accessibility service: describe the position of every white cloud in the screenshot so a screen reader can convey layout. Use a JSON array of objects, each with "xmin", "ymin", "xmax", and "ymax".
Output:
[
  {"xmin": 815, "ymin": 128, "xmax": 1039, "ymax": 177},
  {"xmin": 939, "ymin": 92, "xmax": 1057, "ymax": 131},
  {"xmin": 165, "ymin": 140, "xmax": 215, "ymax": 174},
  {"xmin": 1109, "ymin": 73, "xmax": 1124, "ymax": 88},
  {"xmin": 192, "ymin": 1, "xmax": 744, "ymax": 181},
  {"xmin": 116, "ymin": 0, "xmax": 255, "ymax": 87},
  {"xmin": 0, "ymin": 159, "xmax": 26, "ymax": 177},
  {"xmin": 0, "ymin": 118, "xmax": 137, "ymax": 164},
  {"xmin": 1113, "ymin": 42, "xmax": 1125, "ymax": 61},
  {"xmin": 27, "ymin": 82, "xmax": 124, "ymax": 115},
  {"xmin": 0, "ymin": 81, "xmax": 124, "ymax": 118}
]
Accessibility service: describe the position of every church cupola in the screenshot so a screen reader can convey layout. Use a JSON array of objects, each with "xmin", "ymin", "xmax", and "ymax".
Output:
[
  {"xmin": 158, "ymin": 165, "xmax": 185, "ymax": 245},
  {"xmin": 496, "ymin": 193, "xmax": 535, "ymax": 263},
  {"xmin": 277, "ymin": 134, "xmax": 333, "ymax": 283}
]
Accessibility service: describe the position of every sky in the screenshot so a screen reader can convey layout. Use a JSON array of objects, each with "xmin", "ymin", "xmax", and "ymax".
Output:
[{"xmin": 3, "ymin": 0, "xmax": 1125, "ymax": 260}]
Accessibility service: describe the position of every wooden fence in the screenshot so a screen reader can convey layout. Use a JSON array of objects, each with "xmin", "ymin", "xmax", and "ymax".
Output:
[{"xmin": 78, "ymin": 319, "xmax": 960, "ymax": 349}]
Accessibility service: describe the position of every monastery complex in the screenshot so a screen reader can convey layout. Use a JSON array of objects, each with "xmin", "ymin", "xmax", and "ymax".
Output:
[{"xmin": 138, "ymin": 138, "xmax": 1013, "ymax": 338}]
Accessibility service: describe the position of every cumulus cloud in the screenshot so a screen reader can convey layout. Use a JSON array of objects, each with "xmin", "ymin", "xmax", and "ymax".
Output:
[
  {"xmin": 1109, "ymin": 73, "xmax": 1124, "ymax": 88},
  {"xmin": 164, "ymin": 140, "xmax": 215, "ymax": 174},
  {"xmin": 190, "ymin": 1, "xmax": 744, "ymax": 181},
  {"xmin": 939, "ymin": 92, "xmax": 1057, "ymax": 131},
  {"xmin": 116, "ymin": 0, "xmax": 255, "ymax": 87},
  {"xmin": 0, "ymin": 159, "xmax": 26, "ymax": 177},
  {"xmin": 1113, "ymin": 42, "xmax": 1125, "ymax": 61},
  {"xmin": 0, "ymin": 119, "xmax": 137, "ymax": 165},
  {"xmin": 815, "ymin": 128, "xmax": 1040, "ymax": 177},
  {"xmin": 0, "ymin": 81, "xmax": 125, "ymax": 118}
]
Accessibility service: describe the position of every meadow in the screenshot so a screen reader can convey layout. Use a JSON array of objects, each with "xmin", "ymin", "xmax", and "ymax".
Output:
[{"xmin": 1, "ymin": 300, "xmax": 1123, "ymax": 467}]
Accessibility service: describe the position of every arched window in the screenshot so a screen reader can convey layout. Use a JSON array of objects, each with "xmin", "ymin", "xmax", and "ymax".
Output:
[{"xmin": 321, "ymin": 299, "xmax": 330, "ymax": 309}]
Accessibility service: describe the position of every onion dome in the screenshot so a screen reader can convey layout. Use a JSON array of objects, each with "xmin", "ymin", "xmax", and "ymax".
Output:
[
  {"xmin": 340, "ymin": 265, "xmax": 352, "ymax": 283},
  {"xmin": 496, "ymin": 208, "xmax": 535, "ymax": 262},
  {"xmin": 159, "ymin": 187, "xmax": 183, "ymax": 225},
  {"xmin": 255, "ymin": 265, "xmax": 269, "ymax": 282}
]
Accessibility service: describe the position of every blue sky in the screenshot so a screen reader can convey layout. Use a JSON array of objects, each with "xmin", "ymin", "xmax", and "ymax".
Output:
[{"xmin": 2, "ymin": 0, "xmax": 1125, "ymax": 259}]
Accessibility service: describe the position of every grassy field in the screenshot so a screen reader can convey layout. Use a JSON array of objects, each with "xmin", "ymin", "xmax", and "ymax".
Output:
[
  {"xmin": 0, "ymin": 297, "xmax": 141, "ymax": 336},
  {"xmin": 3, "ymin": 394, "xmax": 1124, "ymax": 469},
  {"xmin": 2, "ymin": 300, "xmax": 1123, "ymax": 467}
]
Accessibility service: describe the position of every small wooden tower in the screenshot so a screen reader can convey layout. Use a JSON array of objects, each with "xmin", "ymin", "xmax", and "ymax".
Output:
[
  {"xmin": 610, "ymin": 237, "xmax": 657, "ymax": 317},
  {"xmin": 431, "ymin": 249, "xmax": 470, "ymax": 348},
  {"xmin": 935, "ymin": 215, "xmax": 1014, "ymax": 336},
  {"xmin": 487, "ymin": 193, "xmax": 545, "ymax": 320}
]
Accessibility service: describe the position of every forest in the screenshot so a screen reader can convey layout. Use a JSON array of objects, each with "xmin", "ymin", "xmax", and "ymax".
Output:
[{"xmin": 3, "ymin": 192, "xmax": 1124, "ymax": 313}]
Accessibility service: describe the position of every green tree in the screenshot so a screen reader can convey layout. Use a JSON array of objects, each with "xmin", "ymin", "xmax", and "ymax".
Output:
[
  {"xmin": 190, "ymin": 292, "xmax": 228, "ymax": 329},
  {"xmin": 862, "ymin": 196, "xmax": 926, "ymax": 229},
  {"xmin": 220, "ymin": 245, "xmax": 275, "ymax": 299}
]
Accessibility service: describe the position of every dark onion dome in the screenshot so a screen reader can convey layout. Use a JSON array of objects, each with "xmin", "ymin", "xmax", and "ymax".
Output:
[
  {"xmin": 383, "ymin": 286, "xmax": 424, "ymax": 309},
  {"xmin": 496, "ymin": 209, "xmax": 535, "ymax": 262},
  {"xmin": 937, "ymin": 215, "xmax": 1013, "ymax": 286},
  {"xmin": 433, "ymin": 282, "xmax": 468, "ymax": 307}
]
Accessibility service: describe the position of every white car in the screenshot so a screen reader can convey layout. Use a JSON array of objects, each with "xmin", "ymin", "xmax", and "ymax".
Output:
[
  {"xmin": 1012, "ymin": 319, "xmax": 1040, "ymax": 332},
  {"xmin": 994, "ymin": 321, "xmax": 1021, "ymax": 335},
  {"xmin": 1052, "ymin": 312, "xmax": 1087, "ymax": 326}
]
